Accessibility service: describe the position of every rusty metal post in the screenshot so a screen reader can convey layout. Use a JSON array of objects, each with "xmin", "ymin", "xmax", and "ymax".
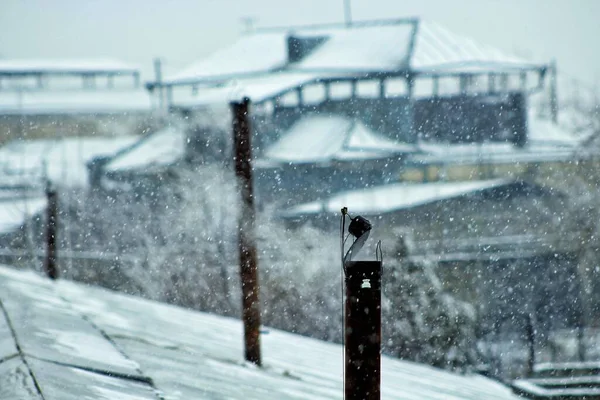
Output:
[
  {"xmin": 345, "ymin": 260, "xmax": 381, "ymax": 400},
  {"xmin": 45, "ymin": 181, "xmax": 58, "ymax": 280},
  {"xmin": 231, "ymin": 97, "xmax": 262, "ymax": 366}
]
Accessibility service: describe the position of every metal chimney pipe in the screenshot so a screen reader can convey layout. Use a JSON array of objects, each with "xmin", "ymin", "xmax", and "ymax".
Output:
[{"xmin": 345, "ymin": 260, "xmax": 381, "ymax": 400}]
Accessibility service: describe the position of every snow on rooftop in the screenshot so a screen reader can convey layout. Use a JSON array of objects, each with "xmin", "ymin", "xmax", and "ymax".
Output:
[
  {"xmin": 105, "ymin": 126, "xmax": 185, "ymax": 173},
  {"xmin": 290, "ymin": 23, "xmax": 413, "ymax": 72},
  {"xmin": 0, "ymin": 197, "xmax": 46, "ymax": 234},
  {"xmin": 0, "ymin": 136, "xmax": 139, "ymax": 187},
  {"xmin": 0, "ymin": 59, "xmax": 139, "ymax": 75},
  {"xmin": 173, "ymin": 71, "xmax": 325, "ymax": 106},
  {"xmin": 260, "ymin": 115, "xmax": 414, "ymax": 165},
  {"xmin": 0, "ymin": 265, "xmax": 521, "ymax": 399},
  {"xmin": 528, "ymin": 113, "xmax": 583, "ymax": 146},
  {"xmin": 0, "ymin": 90, "xmax": 154, "ymax": 115},
  {"xmin": 168, "ymin": 32, "xmax": 289, "ymax": 83},
  {"xmin": 409, "ymin": 114, "xmax": 582, "ymax": 166},
  {"xmin": 411, "ymin": 21, "xmax": 537, "ymax": 73},
  {"xmin": 281, "ymin": 179, "xmax": 510, "ymax": 217},
  {"xmin": 166, "ymin": 18, "xmax": 542, "ymax": 104}
]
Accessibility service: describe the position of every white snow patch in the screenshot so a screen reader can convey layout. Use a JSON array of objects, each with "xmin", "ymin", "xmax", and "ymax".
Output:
[
  {"xmin": 35, "ymin": 328, "xmax": 140, "ymax": 371},
  {"xmin": 0, "ymin": 136, "xmax": 139, "ymax": 187},
  {"xmin": 105, "ymin": 127, "xmax": 185, "ymax": 172},
  {"xmin": 0, "ymin": 197, "xmax": 46, "ymax": 234},
  {"xmin": 262, "ymin": 115, "xmax": 413, "ymax": 164},
  {"xmin": 281, "ymin": 179, "xmax": 510, "ymax": 217}
]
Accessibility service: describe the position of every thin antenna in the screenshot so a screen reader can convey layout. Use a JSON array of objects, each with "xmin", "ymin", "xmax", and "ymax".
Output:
[
  {"xmin": 344, "ymin": 0, "xmax": 352, "ymax": 27},
  {"xmin": 241, "ymin": 16, "xmax": 257, "ymax": 34}
]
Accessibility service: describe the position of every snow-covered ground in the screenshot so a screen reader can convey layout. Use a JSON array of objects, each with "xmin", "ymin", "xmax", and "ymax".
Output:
[{"xmin": 0, "ymin": 265, "xmax": 521, "ymax": 399}]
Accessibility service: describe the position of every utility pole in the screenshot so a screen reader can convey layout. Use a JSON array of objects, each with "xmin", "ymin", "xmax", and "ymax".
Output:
[
  {"xmin": 45, "ymin": 179, "xmax": 58, "ymax": 280},
  {"xmin": 549, "ymin": 59, "xmax": 558, "ymax": 124},
  {"xmin": 153, "ymin": 58, "xmax": 164, "ymax": 114},
  {"xmin": 231, "ymin": 97, "xmax": 261, "ymax": 366},
  {"xmin": 345, "ymin": 260, "xmax": 382, "ymax": 400},
  {"xmin": 344, "ymin": 0, "xmax": 352, "ymax": 27}
]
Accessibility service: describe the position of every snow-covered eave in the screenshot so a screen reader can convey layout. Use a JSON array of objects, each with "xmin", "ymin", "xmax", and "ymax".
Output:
[
  {"xmin": 156, "ymin": 70, "xmax": 278, "ymax": 88},
  {"xmin": 0, "ymin": 59, "xmax": 140, "ymax": 76},
  {"xmin": 279, "ymin": 178, "xmax": 512, "ymax": 218},
  {"xmin": 256, "ymin": 152, "xmax": 405, "ymax": 168},
  {"xmin": 408, "ymin": 149, "xmax": 579, "ymax": 165},
  {"xmin": 512, "ymin": 379, "xmax": 600, "ymax": 398},
  {"xmin": 105, "ymin": 160, "xmax": 180, "ymax": 177},
  {"xmin": 156, "ymin": 59, "xmax": 546, "ymax": 93},
  {"xmin": 413, "ymin": 61, "xmax": 547, "ymax": 76},
  {"xmin": 155, "ymin": 62, "xmax": 543, "ymax": 92},
  {"xmin": 0, "ymin": 107, "xmax": 151, "ymax": 116}
]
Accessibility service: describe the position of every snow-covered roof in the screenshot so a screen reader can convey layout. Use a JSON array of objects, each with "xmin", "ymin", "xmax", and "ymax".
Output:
[
  {"xmin": 0, "ymin": 136, "xmax": 139, "ymax": 187},
  {"xmin": 408, "ymin": 114, "xmax": 583, "ymax": 166},
  {"xmin": 170, "ymin": 72, "xmax": 327, "ymax": 107},
  {"xmin": 289, "ymin": 23, "xmax": 414, "ymax": 73},
  {"xmin": 258, "ymin": 115, "xmax": 415, "ymax": 166},
  {"xmin": 281, "ymin": 179, "xmax": 511, "ymax": 217},
  {"xmin": 411, "ymin": 21, "xmax": 538, "ymax": 73},
  {"xmin": 0, "ymin": 59, "xmax": 139, "ymax": 75},
  {"xmin": 168, "ymin": 33, "xmax": 290, "ymax": 83},
  {"xmin": 0, "ymin": 265, "xmax": 521, "ymax": 399},
  {"xmin": 0, "ymin": 197, "xmax": 46, "ymax": 234},
  {"xmin": 105, "ymin": 126, "xmax": 186, "ymax": 173},
  {"xmin": 0, "ymin": 89, "xmax": 154, "ymax": 115},
  {"xmin": 163, "ymin": 19, "xmax": 543, "ymax": 106}
]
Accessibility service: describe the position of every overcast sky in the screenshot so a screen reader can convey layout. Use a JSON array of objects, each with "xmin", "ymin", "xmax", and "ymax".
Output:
[{"xmin": 1, "ymin": 0, "xmax": 598, "ymax": 86}]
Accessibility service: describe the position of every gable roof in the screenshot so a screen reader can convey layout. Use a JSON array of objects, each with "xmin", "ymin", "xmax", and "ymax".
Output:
[
  {"xmin": 258, "ymin": 115, "xmax": 415, "ymax": 166},
  {"xmin": 0, "ymin": 265, "xmax": 521, "ymax": 399},
  {"xmin": 161, "ymin": 19, "xmax": 544, "ymax": 106}
]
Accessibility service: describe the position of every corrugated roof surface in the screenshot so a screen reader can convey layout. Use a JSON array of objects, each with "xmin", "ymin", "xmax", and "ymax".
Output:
[
  {"xmin": 0, "ymin": 265, "xmax": 522, "ymax": 399},
  {"xmin": 411, "ymin": 21, "xmax": 537, "ymax": 72},
  {"xmin": 259, "ymin": 115, "xmax": 415, "ymax": 165}
]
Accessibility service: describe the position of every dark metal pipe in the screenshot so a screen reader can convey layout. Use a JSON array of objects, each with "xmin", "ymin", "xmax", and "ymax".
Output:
[
  {"xmin": 231, "ymin": 97, "xmax": 262, "ymax": 366},
  {"xmin": 45, "ymin": 183, "xmax": 58, "ymax": 280},
  {"xmin": 526, "ymin": 313, "xmax": 536, "ymax": 376},
  {"xmin": 345, "ymin": 260, "xmax": 381, "ymax": 400}
]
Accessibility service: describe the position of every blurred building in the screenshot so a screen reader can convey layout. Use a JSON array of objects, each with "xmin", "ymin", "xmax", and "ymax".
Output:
[
  {"xmin": 0, "ymin": 59, "xmax": 156, "ymax": 143},
  {"xmin": 144, "ymin": 18, "xmax": 580, "ymax": 207}
]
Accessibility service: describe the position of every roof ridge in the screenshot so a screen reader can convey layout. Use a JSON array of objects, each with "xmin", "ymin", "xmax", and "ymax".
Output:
[{"xmin": 254, "ymin": 18, "xmax": 419, "ymax": 33}]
